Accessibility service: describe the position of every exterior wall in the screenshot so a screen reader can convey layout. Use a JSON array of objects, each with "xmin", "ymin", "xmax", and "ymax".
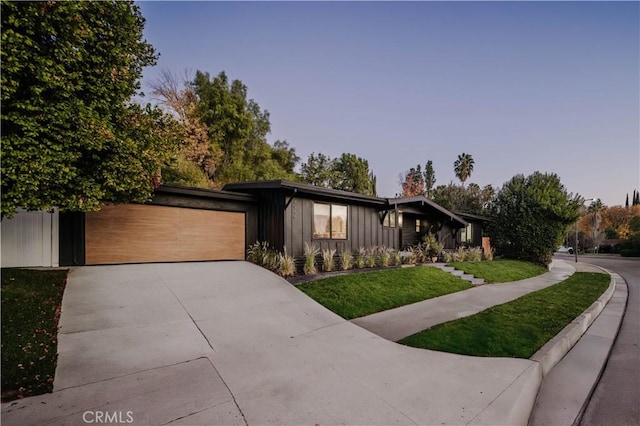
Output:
[
  {"xmin": 438, "ymin": 224, "xmax": 458, "ymax": 250},
  {"xmin": 283, "ymin": 196, "xmax": 398, "ymax": 258},
  {"xmin": 1, "ymin": 209, "xmax": 59, "ymax": 267}
]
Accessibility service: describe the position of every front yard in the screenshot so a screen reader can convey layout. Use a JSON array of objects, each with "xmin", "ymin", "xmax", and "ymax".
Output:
[
  {"xmin": 399, "ymin": 272, "xmax": 610, "ymax": 358},
  {"xmin": 1, "ymin": 268, "xmax": 68, "ymax": 401},
  {"xmin": 297, "ymin": 267, "xmax": 472, "ymax": 319}
]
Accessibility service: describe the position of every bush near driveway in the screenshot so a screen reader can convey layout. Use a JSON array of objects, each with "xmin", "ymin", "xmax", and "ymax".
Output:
[
  {"xmin": 399, "ymin": 272, "xmax": 609, "ymax": 358},
  {"xmin": 298, "ymin": 267, "xmax": 472, "ymax": 320},
  {"xmin": 1, "ymin": 268, "xmax": 68, "ymax": 401},
  {"xmin": 448, "ymin": 259, "xmax": 547, "ymax": 283}
]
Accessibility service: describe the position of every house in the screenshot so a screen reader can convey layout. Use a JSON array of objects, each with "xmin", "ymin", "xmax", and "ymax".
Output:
[{"xmin": 1, "ymin": 181, "xmax": 470, "ymax": 267}]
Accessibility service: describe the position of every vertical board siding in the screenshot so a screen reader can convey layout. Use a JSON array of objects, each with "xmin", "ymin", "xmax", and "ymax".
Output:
[
  {"xmin": 1, "ymin": 209, "xmax": 59, "ymax": 267},
  {"xmin": 285, "ymin": 198, "xmax": 398, "ymax": 258}
]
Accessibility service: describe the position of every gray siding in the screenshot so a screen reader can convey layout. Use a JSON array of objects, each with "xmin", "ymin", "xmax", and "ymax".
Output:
[{"xmin": 283, "ymin": 196, "xmax": 398, "ymax": 258}]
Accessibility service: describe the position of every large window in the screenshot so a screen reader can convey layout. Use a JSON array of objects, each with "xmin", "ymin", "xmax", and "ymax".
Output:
[{"xmin": 313, "ymin": 203, "xmax": 347, "ymax": 239}]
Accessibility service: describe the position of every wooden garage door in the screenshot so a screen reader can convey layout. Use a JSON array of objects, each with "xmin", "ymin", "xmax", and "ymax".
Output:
[{"xmin": 85, "ymin": 204, "xmax": 245, "ymax": 264}]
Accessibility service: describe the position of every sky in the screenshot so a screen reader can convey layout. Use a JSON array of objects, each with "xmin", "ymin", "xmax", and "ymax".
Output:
[{"xmin": 138, "ymin": 1, "xmax": 639, "ymax": 207}]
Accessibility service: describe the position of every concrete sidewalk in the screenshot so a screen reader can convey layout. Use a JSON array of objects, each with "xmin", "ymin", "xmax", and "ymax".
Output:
[
  {"xmin": 1, "ymin": 260, "xmax": 623, "ymax": 426},
  {"xmin": 352, "ymin": 260, "xmax": 575, "ymax": 341}
]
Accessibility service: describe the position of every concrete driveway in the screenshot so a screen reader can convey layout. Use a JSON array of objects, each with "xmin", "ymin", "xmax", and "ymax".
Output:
[{"xmin": 2, "ymin": 261, "xmax": 541, "ymax": 425}]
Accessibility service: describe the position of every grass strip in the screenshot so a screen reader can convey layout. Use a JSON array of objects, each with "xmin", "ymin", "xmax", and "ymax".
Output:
[
  {"xmin": 298, "ymin": 267, "xmax": 472, "ymax": 320},
  {"xmin": 2, "ymin": 268, "xmax": 68, "ymax": 401},
  {"xmin": 448, "ymin": 259, "xmax": 547, "ymax": 283},
  {"xmin": 399, "ymin": 272, "xmax": 610, "ymax": 358}
]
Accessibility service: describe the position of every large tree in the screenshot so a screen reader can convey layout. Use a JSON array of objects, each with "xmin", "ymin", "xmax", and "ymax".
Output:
[
  {"xmin": 299, "ymin": 152, "xmax": 376, "ymax": 196},
  {"xmin": 433, "ymin": 182, "xmax": 494, "ymax": 215},
  {"xmin": 1, "ymin": 1, "xmax": 182, "ymax": 218},
  {"xmin": 489, "ymin": 172, "xmax": 581, "ymax": 265},
  {"xmin": 190, "ymin": 70, "xmax": 298, "ymax": 185},
  {"xmin": 453, "ymin": 153, "xmax": 475, "ymax": 187}
]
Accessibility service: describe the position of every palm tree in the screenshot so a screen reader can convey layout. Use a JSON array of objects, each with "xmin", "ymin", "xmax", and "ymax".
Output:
[{"xmin": 454, "ymin": 153, "xmax": 474, "ymax": 187}]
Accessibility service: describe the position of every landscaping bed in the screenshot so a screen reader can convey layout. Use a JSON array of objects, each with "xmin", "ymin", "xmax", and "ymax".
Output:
[
  {"xmin": 448, "ymin": 259, "xmax": 547, "ymax": 283},
  {"xmin": 398, "ymin": 272, "xmax": 610, "ymax": 358},
  {"xmin": 1, "ymin": 268, "xmax": 68, "ymax": 401},
  {"xmin": 297, "ymin": 266, "xmax": 472, "ymax": 319}
]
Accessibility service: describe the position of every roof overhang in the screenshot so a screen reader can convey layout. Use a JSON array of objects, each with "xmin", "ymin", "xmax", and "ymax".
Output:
[{"xmin": 388, "ymin": 196, "xmax": 468, "ymax": 228}]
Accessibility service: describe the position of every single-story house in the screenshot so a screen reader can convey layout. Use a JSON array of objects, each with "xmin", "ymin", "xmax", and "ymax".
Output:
[{"xmin": 1, "ymin": 180, "xmax": 472, "ymax": 267}]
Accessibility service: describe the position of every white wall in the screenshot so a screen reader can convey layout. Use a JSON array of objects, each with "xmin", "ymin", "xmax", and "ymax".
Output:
[{"xmin": 1, "ymin": 209, "xmax": 59, "ymax": 267}]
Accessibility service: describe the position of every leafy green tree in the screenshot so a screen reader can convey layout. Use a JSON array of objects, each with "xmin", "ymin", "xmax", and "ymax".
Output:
[
  {"xmin": 489, "ymin": 172, "xmax": 581, "ymax": 265},
  {"xmin": 300, "ymin": 153, "xmax": 336, "ymax": 187},
  {"xmin": 333, "ymin": 153, "xmax": 377, "ymax": 196},
  {"xmin": 1, "ymin": 0, "xmax": 181, "ymax": 218},
  {"xmin": 299, "ymin": 152, "xmax": 376, "ymax": 196},
  {"xmin": 433, "ymin": 182, "xmax": 494, "ymax": 215},
  {"xmin": 191, "ymin": 71, "xmax": 297, "ymax": 184},
  {"xmin": 424, "ymin": 160, "xmax": 436, "ymax": 199},
  {"xmin": 453, "ymin": 153, "xmax": 475, "ymax": 187}
]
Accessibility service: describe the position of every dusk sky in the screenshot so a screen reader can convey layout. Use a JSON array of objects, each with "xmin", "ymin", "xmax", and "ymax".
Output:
[{"xmin": 138, "ymin": 1, "xmax": 639, "ymax": 207}]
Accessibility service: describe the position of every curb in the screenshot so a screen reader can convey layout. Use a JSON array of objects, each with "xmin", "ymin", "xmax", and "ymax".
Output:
[
  {"xmin": 526, "ymin": 264, "xmax": 628, "ymax": 426},
  {"xmin": 529, "ymin": 265, "xmax": 616, "ymax": 376}
]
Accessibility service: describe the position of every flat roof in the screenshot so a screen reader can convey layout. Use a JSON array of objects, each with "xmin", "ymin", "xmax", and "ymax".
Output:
[{"xmin": 156, "ymin": 184, "xmax": 257, "ymax": 203}]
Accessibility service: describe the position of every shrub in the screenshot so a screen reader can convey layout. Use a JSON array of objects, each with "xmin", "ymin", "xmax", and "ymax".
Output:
[
  {"xmin": 379, "ymin": 247, "xmax": 390, "ymax": 267},
  {"xmin": 263, "ymin": 251, "xmax": 279, "ymax": 271},
  {"xmin": 303, "ymin": 242, "xmax": 320, "ymax": 275},
  {"xmin": 483, "ymin": 248, "xmax": 495, "ymax": 261},
  {"xmin": 443, "ymin": 250, "xmax": 454, "ymax": 263},
  {"xmin": 340, "ymin": 251, "xmax": 353, "ymax": 271},
  {"xmin": 365, "ymin": 248, "xmax": 377, "ymax": 268},
  {"xmin": 322, "ymin": 248, "xmax": 337, "ymax": 272},
  {"xmin": 355, "ymin": 247, "xmax": 366, "ymax": 269},
  {"xmin": 391, "ymin": 250, "xmax": 401, "ymax": 266},
  {"xmin": 247, "ymin": 241, "xmax": 270, "ymax": 265},
  {"xmin": 276, "ymin": 248, "xmax": 296, "ymax": 277},
  {"xmin": 467, "ymin": 247, "xmax": 483, "ymax": 262}
]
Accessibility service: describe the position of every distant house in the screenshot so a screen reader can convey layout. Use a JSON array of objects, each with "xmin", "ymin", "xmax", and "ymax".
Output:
[{"xmin": 2, "ymin": 181, "xmax": 472, "ymax": 267}]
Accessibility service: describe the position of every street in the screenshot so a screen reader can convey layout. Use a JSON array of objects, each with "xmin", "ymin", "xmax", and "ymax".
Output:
[{"xmin": 556, "ymin": 254, "xmax": 639, "ymax": 425}]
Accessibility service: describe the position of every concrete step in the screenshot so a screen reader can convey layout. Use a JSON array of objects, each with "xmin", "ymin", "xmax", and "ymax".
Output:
[
  {"xmin": 470, "ymin": 278, "xmax": 486, "ymax": 286},
  {"xmin": 451, "ymin": 270, "xmax": 465, "ymax": 276},
  {"xmin": 461, "ymin": 274, "xmax": 475, "ymax": 281}
]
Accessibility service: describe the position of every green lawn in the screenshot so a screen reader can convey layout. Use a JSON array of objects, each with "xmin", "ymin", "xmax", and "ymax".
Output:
[
  {"xmin": 399, "ymin": 272, "xmax": 610, "ymax": 358},
  {"xmin": 448, "ymin": 259, "xmax": 547, "ymax": 283},
  {"xmin": 298, "ymin": 267, "xmax": 472, "ymax": 319},
  {"xmin": 1, "ymin": 268, "xmax": 68, "ymax": 401}
]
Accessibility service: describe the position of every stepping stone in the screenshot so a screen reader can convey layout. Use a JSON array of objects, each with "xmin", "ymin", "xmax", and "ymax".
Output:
[
  {"xmin": 461, "ymin": 274, "xmax": 475, "ymax": 281},
  {"xmin": 470, "ymin": 278, "xmax": 486, "ymax": 286}
]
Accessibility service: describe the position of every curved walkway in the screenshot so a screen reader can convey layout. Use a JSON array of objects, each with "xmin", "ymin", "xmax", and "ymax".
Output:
[
  {"xmin": 352, "ymin": 260, "xmax": 575, "ymax": 341},
  {"xmin": 3, "ymin": 261, "xmax": 544, "ymax": 425}
]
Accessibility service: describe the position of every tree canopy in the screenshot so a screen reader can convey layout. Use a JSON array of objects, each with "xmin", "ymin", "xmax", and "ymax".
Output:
[
  {"xmin": 299, "ymin": 152, "xmax": 377, "ymax": 196},
  {"xmin": 1, "ymin": 0, "xmax": 182, "ymax": 217},
  {"xmin": 489, "ymin": 172, "xmax": 581, "ymax": 265},
  {"xmin": 151, "ymin": 69, "xmax": 299, "ymax": 188}
]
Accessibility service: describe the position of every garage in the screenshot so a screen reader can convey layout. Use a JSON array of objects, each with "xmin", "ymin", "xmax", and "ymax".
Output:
[{"xmin": 84, "ymin": 204, "xmax": 245, "ymax": 264}]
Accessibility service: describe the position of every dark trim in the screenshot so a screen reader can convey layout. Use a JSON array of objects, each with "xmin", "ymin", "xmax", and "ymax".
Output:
[
  {"xmin": 224, "ymin": 180, "xmax": 387, "ymax": 206},
  {"xmin": 453, "ymin": 211, "xmax": 492, "ymax": 222},
  {"xmin": 157, "ymin": 184, "xmax": 257, "ymax": 203},
  {"xmin": 284, "ymin": 188, "xmax": 298, "ymax": 210}
]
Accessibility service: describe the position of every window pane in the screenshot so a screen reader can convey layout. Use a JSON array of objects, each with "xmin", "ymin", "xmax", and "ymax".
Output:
[
  {"xmin": 416, "ymin": 219, "xmax": 421, "ymax": 232},
  {"xmin": 313, "ymin": 203, "xmax": 331, "ymax": 239},
  {"xmin": 389, "ymin": 211, "xmax": 396, "ymax": 228},
  {"xmin": 331, "ymin": 205, "xmax": 348, "ymax": 239}
]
